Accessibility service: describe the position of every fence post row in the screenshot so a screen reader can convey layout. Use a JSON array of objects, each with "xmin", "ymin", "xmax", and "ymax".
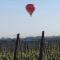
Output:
[
  {"xmin": 38, "ymin": 31, "xmax": 44, "ymax": 60},
  {"xmin": 13, "ymin": 31, "xmax": 44, "ymax": 60}
]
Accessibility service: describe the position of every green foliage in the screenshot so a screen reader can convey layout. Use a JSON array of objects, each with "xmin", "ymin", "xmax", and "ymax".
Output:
[{"xmin": 0, "ymin": 44, "xmax": 60, "ymax": 60}]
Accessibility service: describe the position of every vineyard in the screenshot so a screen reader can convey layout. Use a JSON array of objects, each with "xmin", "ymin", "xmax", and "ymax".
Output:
[{"xmin": 0, "ymin": 31, "xmax": 60, "ymax": 60}]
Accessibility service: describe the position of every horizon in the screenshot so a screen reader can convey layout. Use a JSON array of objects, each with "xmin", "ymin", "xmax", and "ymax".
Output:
[{"xmin": 0, "ymin": 33, "xmax": 60, "ymax": 39}]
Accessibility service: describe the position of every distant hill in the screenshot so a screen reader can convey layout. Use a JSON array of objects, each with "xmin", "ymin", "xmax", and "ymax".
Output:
[{"xmin": 0, "ymin": 36, "xmax": 60, "ymax": 52}]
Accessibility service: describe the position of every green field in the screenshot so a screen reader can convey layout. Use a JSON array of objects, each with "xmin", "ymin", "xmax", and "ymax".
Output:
[{"xmin": 0, "ymin": 47, "xmax": 60, "ymax": 60}]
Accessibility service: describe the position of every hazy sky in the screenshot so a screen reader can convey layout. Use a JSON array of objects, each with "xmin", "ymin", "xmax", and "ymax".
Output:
[{"xmin": 0, "ymin": 0, "xmax": 60, "ymax": 38}]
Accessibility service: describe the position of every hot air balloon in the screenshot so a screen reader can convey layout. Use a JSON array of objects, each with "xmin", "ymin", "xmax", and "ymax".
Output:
[{"xmin": 26, "ymin": 4, "xmax": 35, "ymax": 16}]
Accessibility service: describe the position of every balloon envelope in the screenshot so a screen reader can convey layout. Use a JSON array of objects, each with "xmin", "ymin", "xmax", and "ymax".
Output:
[{"xmin": 26, "ymin": 4, "xmax": 35, "ymax": 16}]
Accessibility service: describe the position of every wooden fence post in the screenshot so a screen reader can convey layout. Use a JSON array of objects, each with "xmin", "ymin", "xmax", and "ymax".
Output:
[
  {"xmin": 13, "ymin": 34, "xmax": 20, "ymax": 60},
  {"xmin": 38, "ymin": 31, "xmax": 44, "ymax": 60}
]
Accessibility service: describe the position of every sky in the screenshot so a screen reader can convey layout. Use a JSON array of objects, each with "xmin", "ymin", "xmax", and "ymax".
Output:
[{"xmin": 0, "ymin": 0, "xmax": 60, "ymax": 38}]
